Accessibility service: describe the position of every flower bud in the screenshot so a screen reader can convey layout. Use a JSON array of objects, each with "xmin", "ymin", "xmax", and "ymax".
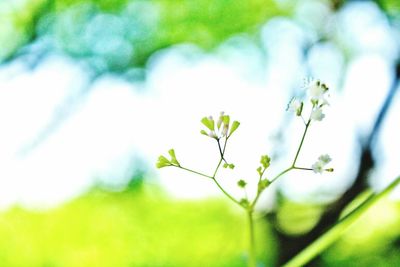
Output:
[
  {"xmin": 229, "ymin": 121, "xmax": 240, "ymax": 136},
  {"xmin": 237, "ymin": 179, "xmax": 247, "ymax": 188}
]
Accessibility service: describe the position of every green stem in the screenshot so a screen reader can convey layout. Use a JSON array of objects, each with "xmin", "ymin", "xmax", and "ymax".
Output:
[
  {"xmin": 177, "ymin": 166, "xmax": 213, "ymax": 179},
  {"xmin": 293, "ymin": 166, "xmax": 332, "ymax": 172},
  {"xmin": 282, "ymin": 175, "xmax": 400, "ymax": 267},
  {"xmin": 217, "ymin": 139, "xmax": 228, "ymax": 164},
  {"xmin": 247, "ymin": 210, "xmax": 256, "ymax": 267},
  {"xmin": 213, "ymin": 175, "xmax": 242, "ymax": 206},
  {"xmin": 269, "ymin": 167, "xmax": 293, "ymax": 185},
  {"xmin": 293, "ymin": 167, "xmax": 313, "ymax": 171},
  {"xmin": 212, "ymin": 139, "xmax": 242, "ymax": 207},
  {"xmin": 292, "ymin": 119, "xmax": 310, "ymax": 167},
  {"xmin": 251, "ymin": 119, "xmax": 313, "ymax": 208},
  {"xmin": 212, "ymin": 158, "xmax": 223, "ymax": 178}
]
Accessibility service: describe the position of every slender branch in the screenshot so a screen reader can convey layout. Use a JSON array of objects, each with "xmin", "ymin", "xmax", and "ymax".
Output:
[
  {"xmin": 217, "ymin": 139, "xmax": 228, "ymax": 163},
  {"xmin": 282, "ymin": 176, "xmax": 400, "ymax": 267},
  {"xmin": 211, "ymin": 137, "xmax": 242, "ymax": 207},
  {"xmin": 176, "ymin": 166, "xmax": 213, "ymax": 179},
  {"xmin": 293, "ymin": 167, "xmax": 313, "ymax": 171},
  {"xmin": 222, "ymin": 137, "xmax": 228, "ymax": 154},
  {"xmin": 270, "ymin": 167, "xmax": 294, "ymax": 184},
  {"xmin": 258, "ymin": 165, "xmax": 268, "ymax": 183},
  {"xmin": 213, "ymin": 176, "xmax": 242, "ymax": 206},
  {"xmin": 251, "ymin": 118, "xmax": 313, "ymax": 208},
  {"xmin": 292, "ymin": 119, "xmax": 311, "ymax": 167},
  {"xmin": 212, "ymin": 158, "xmax": 223, "ymax": 178},
  {"xmin": 301, "ymin": 115, "xmax": 307, "ymax": 126},
  {"xmin": 293, "ymin": 166, "xmax": 332, "ymax": 172}
]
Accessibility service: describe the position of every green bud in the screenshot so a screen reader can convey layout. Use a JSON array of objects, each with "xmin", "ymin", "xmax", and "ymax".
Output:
[
  {"xmin": 156, "ymin": 155, "xmax": 171, "ymax": 168},
  {"xmin": 223, "ymin": 115, "xmax": 230, "ymax": 125},
  {"xmin": 200, "ymin": 130, "xmax": 208, "ymax": 136},
  {"xmin": 228, "ymin": 164, "xmax": 235, "ymax": 169},
  {"xmin": 260, "ymin": 155, "xmax": 271, "ymax": 169},
  {"xmin": 237, "ymin": 179, "xmax": 247, "ymax": 188},
  {"xmin": 256, "ymin": 166, "xmax": 262, "ymax": 176},
  {"xmin": 168, "ymin": 149, "xmax": 180, "ymax": 166},
  {"xmin": 296, "ymin": 102, "xmax": 304, "ymax": 116},
  {"xmin": 311, "ymin": 98, "xmax": 318, "ymax": 106},
  {"xmin": 201, "ymin": 117, "xmax": 214, "ymax": 131},
  {"xmin": 223, "ymin": 163, "xmax": 229, "ymax": 168},
  {"xmin": 326, "ymin": 168, "xmax": 334, "ymax": 172},
  {"xmin": 229, "ymin": 121, "xmax": 240, "ymax": 136}
]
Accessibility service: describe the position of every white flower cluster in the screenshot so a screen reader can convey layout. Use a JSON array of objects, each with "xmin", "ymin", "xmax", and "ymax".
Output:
[
  {"xmin": 312, "ymin": 154, "xmax": 333, "ymax": 174},
  {"xmin": 288, "ymin": 79, "xmax": 330, "ymax": 122}
]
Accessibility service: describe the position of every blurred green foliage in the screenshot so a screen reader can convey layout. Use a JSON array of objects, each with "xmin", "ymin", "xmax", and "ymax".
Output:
[
  {"xmin": 324, "ymin": 197, "xmax": 400, "ymax": 266},
  {"xmin": 0, "ymin": 185, "xmax": 398, "ymax": 266},
  {"xmin": 1, "ymin": 0, "xmax": 284, "ymax": 72},
  {"xmin": 0, "ymin": 186, "xmax": 273, "ymax": 267}
]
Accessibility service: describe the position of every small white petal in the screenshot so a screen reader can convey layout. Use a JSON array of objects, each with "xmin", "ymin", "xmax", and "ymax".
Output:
[
  {"xmin": 319, "ymin": 154, "xmax": 331, "ymax": 164},
  {"xmin": 311, "ymin": 108, "xmax": 325, "ymax": 121},
  {"xmin": 312, "ymin": 162, "xmax": 324, "ymax": 174},
  {"xmin": 308, "ymin": 80, "xmax": 328, "ymax": 101}
]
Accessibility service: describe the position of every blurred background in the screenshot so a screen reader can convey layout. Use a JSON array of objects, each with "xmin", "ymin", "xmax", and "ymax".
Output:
[{"xmin": 0, "ymin": 0, "xmax": 400, "ymax": 266}]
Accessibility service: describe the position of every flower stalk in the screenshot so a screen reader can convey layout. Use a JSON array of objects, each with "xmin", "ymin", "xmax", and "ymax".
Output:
[{"xmin": 156, "ymin": 79, "xmax": 335, "ymax": 267}]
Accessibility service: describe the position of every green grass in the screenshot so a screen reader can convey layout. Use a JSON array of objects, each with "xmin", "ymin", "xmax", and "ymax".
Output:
[
  {"xmin": 0, "ymin": 184, "xmax": 398, "ymax": 267},
  {"xmin": 0, "ymin": 186, "xmax": 272, "ymax": 267}
]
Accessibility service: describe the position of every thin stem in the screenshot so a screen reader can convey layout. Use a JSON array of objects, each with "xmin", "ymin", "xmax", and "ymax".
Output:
[
  {"xmin": 270, "ymin": 166, "xmax": 294, "ymax": 184},
  {"xmin": 251, "ymin": 119, "xmax": 312, "ymax": 208},
  {"xmin": 293, "ymin": 166, "xmax": 331, "ymax": 172},
  {"xmin": 213, "ymin": 176, "xmax": 242, "ymax": 206},
  {"xmin": 301, "ymin": 115, "xmax": 307, "ymax": 126},
  {"xmin": 293, "ymin": 167, "xmax": 313, "ymax": 171},
  {"xmin": 258, "ymin": 166, "xmax": 267, "ymax": 183},
  {"xmin": 212, "ymin": 138, "xmax": 242, "ymax": 207},
  {"xmin": 292, "ymin": 119, "xmax": 311, "ymax": 167},
  {"xmin": 247, "ymin": 210, "xmax": 256, "ymax": 267},
  {"xmin": 222, "ymin": 137, "xmax": 228, "ymax": 154},
  {"xmin": 212, "ymin": 158, "xmax": 223, "ymax": 178},
  {"xmin": 177, "ymin": 166, "xmax": 213, "ymax": 179},
  {"xmin": 177, "ymin": 153, "xmax": 241, "ymax": 207},
  {"xmin": 250, "ymin": 167, "xmax": 293, "ymax": 208},
  {"xmin": 217, "ymin": 139, "xmax": 228, "ymax": 164},
  {"xmin": 282, "ymin": 175, "xmax": 400, "ymax": 267}
]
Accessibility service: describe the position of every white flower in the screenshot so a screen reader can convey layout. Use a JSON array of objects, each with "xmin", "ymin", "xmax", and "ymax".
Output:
[
  {"xmin": 308, "ymin": 80, "xmax": 328, "ymax": 101},
  {"xmin": 311, "ymin": 107, "xmax": 325, "ymax": 121},
  {"xmin": 288, "ymin": 98, "xmax": 303, "ymax": 116},
  {"xmin": 319, "ymin": 154, "xmax": 331, "ymax": 164},
  {"xmin": 312, "ymin": 154, "xmax": 332, "ymax": 174},
  {"xmin": 312, "ymin": 161, "xmax": 324, "ymax": 174}
]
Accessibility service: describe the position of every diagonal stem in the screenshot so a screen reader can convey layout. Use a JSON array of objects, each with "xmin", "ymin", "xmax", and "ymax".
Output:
[
  {"xmin": 292, "ymin": 119, "xmax": 311, "ymax": 167},
  {"xmin": 282, "ymin": 175, "xmax": 400, "ymax": 267}
]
